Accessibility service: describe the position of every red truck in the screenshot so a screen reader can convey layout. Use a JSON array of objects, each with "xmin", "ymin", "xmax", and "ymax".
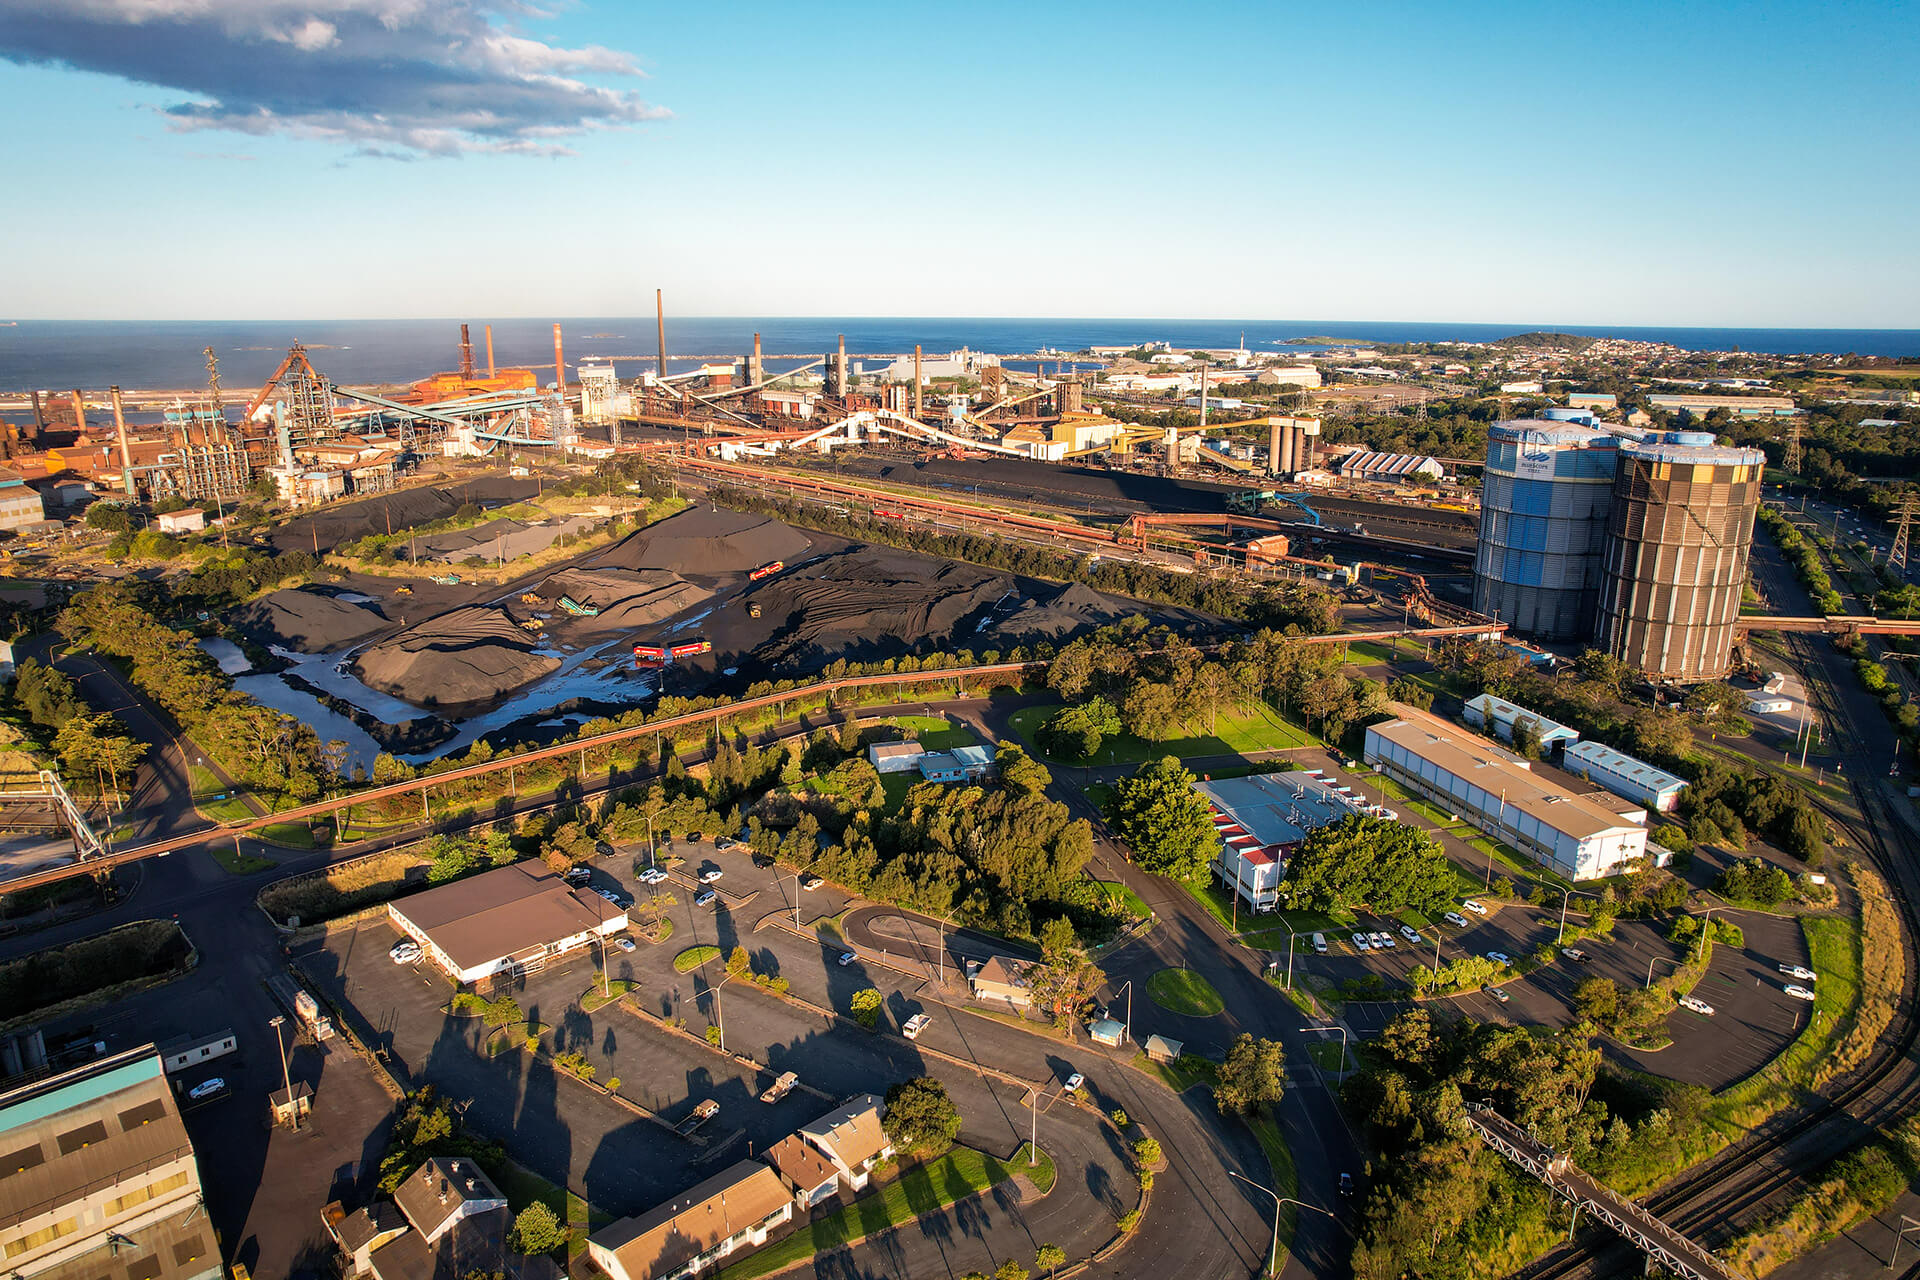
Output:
[
  {"xmin": 669, "ymin": 639, "xmax": 713, "ymax": 659},
  {"xmin": 748, "ymin": 561, "xmax": 784, "ymax": 580},
  {"xmin": 632, "ymin": 644, "xmax": 668, "ymax": 665}
]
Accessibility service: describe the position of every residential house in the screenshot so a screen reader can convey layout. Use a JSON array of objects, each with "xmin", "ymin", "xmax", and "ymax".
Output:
[
  {"xmin": 799, "ymin": 1096, "xmax": 894, "ymax": 1194},
  {"xmin": 586, "ymin": 1161, "xmax": 794, "ymax": 1280},
  {"xmin": 969, "ymin": 955, "xmax": 1034, "ymax": 1010}
]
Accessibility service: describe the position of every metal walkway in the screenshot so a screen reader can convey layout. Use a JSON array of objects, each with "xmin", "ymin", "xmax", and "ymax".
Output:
[{"xmin": 1466, "ymin": 1104, "xmax": 1740, "ymax": 1280}]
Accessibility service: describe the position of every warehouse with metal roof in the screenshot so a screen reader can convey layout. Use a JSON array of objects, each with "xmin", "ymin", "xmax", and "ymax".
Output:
[
  {"xmin": 1364, "ymin": 703, "xmax": 1647, "ymax": 880},
  {"xmin": 1332, "ymin": 451, "xmax": 1445, "ymax": 482},
  {"xmin": 1562, "ymin": 740, "xmax": 1688, "ymax": 812},
  {"xmin": 387, "ymin": 862, "xmax": 629, "ymax": 986}
]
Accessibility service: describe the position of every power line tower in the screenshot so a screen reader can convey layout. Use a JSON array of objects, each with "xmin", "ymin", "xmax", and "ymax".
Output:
[
  {"xmin": 1891, "ymin": 496, "xmax": 1920, "ymax": 576},
  {"xmin": 1784, "ymin": 419, "xmax": 1802, "ymax": 474}
]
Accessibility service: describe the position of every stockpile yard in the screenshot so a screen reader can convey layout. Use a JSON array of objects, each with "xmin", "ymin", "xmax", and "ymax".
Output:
[
  {"xmin": 271, "ymin": 475, "xmax": 542, "ymax": 554},
  {"xmin": 353, "ymin": 606, "xmax": 562, "ymax": 707},
  {"xmin": 233, "ymin": 586, "xmax": 390, "ymax": 651},
  {"xmin": 745, "ymin": 547, "xmax": 1009, "ymax": 668},
  {"xmin": 414, "ymin": 514, "xmax": 595, "ymax": 563},
  {"xmin": 589, "ymin": 503, "xmax": 815, "ymax": 575},
  {"xmin": 532, "ymin": 568, "xmax": 708, "ymax": 631},
  {"xmin": 990, "ymin": 580, "xmax": 1163, "ymax": 641}
]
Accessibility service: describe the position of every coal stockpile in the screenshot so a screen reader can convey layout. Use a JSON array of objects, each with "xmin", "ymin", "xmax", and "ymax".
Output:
[
  {"xmin": 353, "ymin": 605, "xmax": 561, "ymax": 707},
  {"xmin": 749, "ymin": 547, "xmax": 1011, "ymax": 668},
  {"xmin": 270, "ymin": 476, "xmax": 543, "ymax": 554},
  {"xmin": 538, "ymin": 568, "xmax": 708, "ymax": 630},
  {"xmin": 987, "ymin": 580, "xmax": 1149, "ymax": 642},
  {"xmin": 872, "ymin": 456, "xmax": 1240, "ymax": 514},
  {"xmin": 591, "ymin": 503, "xmax": 813, "ymax": 576},
  {"xmin": 233, "ymin": 587, "xmax": 390, "ymax": 651}
]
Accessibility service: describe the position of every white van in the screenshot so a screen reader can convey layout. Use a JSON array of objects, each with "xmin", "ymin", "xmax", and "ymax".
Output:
[{"xmin": 1311, "ymin": 933, "xmax": 1328, "ymax": 955}]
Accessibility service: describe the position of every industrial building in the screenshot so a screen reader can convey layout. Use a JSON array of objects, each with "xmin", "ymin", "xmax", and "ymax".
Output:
[
  {"xmin": 0, "ymin": 469, "xmax": 46, "ymax": 531},
  {"xmin": 1562, "ymin": 740, "xmax": 1688, "ymax": 813},
  {"xmin": 1647, "ymin": 393, "xmax": 1799, "ymax": 417},
  {"xmin": 1471, "ymin": 421, "xmax": 1766, "ymax": 680},
  {"xmin": 1567, "ymin": 392, "xmax": 1618, "ymax": 411},
  {"xmin": 1597, "ymin": 437, "xmax": 1765, "ymax": 681},
  {"xmin": 1473, "ymin": 420, "xmax": 1621, "ymax": 641},
  {"xmin": 1364, "ymin": 703, "xmax": 1648, "ymax": 880},
  {"xmin": 0, "ymin": 1046, "xmax": 219, "ymax": 1280},
  {"xmin": 1196, "ymin": 772, "xmax": 1392, "ymax": 911},
  {"xmin": 1265, "ymin": 416, "xmax": 1321, "ymax": 475},
  {"xmin": 1331, "ymin": 451, "xmax": 1445, "ymax": 483},
  {"xmin": 386, "ymin": 861, "xmax": 630, "ymax": 986},
  {"xmin": 1463, "ymin": 693, "xmax": 1582, "ymax": 756}
]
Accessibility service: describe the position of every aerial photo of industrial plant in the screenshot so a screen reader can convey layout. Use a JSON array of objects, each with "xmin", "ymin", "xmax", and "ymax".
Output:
[{"xmin": 0, "ymin": 3, "xmax": 1915, "ymax": 1280}]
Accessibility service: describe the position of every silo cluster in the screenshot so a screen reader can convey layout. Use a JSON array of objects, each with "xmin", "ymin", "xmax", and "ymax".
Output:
[{"xmin": 1472, "ymin": 422, "xmax": 1765, "ymax": 681}]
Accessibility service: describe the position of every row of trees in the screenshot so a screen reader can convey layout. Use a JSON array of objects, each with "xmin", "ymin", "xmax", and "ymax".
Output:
[
  {"xmin": 59, "ymin": 583, "xmax": 333, "ymax": 803},
  {"xmin": 7, "ymin": 658, "xmax": 147, "ymax": 803}
]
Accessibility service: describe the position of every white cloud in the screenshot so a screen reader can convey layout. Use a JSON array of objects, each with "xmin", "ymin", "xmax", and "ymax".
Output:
[{"xmin": 0, "ymin": 0, "xmax": 666, "ymax": 157}]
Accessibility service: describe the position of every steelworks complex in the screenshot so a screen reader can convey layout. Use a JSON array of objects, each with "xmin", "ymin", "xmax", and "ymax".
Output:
[{"xmin": 1472, "ymin": 413, "xmax": 1766, "ymax": 681}]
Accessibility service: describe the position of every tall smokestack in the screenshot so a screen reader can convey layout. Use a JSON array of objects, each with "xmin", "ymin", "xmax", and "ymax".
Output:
[
  {"xmin": 837, "ymin": 334, "xmax": 847, "ymax": 398},
  {"xmin": 656, "ymin": 290, "xmax": 667, "ymax": 378},
  {"xmin": 460, "ymin": 324, "xmax": 475, "ymax": 380},
  {"xmin": 750, "ymin": 332, "xmax": 763, "ymax": 386},
  {"xmin": 1199, "ymin": 366, "xmax": 1209, "ymax": 429},
  {"xmin": 71, "ymin": 390, "xmax": 87, "ymax": 436},
  {"xmin": 484, "ymin": 324, "xmax": 495, "ymax": 378},
  {"xmin": 29, "ymin": 390, "xmax": 44, "ymax": 444},
  {"xmin": 553, "ymin": 324, "xmax": 564, "ymax": 396},
  {"xmin": 110, "ymin": 386, "xmax": 135, "ymax": 499},
  {"xmin": 913, "ymin": 345, "xmax": 922, "ymax": 420}
]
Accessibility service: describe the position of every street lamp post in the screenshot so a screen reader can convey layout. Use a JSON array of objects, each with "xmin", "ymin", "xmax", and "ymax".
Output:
[
  {"xmin": 1300, "ymin": 1023, "xmax": 1349, "ymax": 1079},
  {"xmin": 1557, "ymin": 887, "xmax": 1602, "ymax": 945},
  {"xmin": 645, "ymin": 813, "xmax": 658, "ymax": 870},
  {"xmin": 1646, "ymin": 954, "xmax": 1681, "ymax": 989},
  {"xmin": 1227, "ymin": 1169, "xmax": 1338, "ymax": 1280},
  {"xmin": 269, "ymin": 1015, "xmax": 296, "ymax": 1132},
  {"xmin": 1112, "ymin": 979, "xmax": 1135, "ymax": 1044},
  {"xmin": 1887, "ymin": 1213, "xmax": 1920, "ymax": 1270}
]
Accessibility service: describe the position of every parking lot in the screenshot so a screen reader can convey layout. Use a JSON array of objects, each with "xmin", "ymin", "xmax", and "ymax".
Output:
[
  {"xmin": 293, "ymin": 853, "xmax": 1170, "ymax": 1275},
  {"xmin": 1298, "ymin": 894, "xmax": 1813, "ymax": 1087}
]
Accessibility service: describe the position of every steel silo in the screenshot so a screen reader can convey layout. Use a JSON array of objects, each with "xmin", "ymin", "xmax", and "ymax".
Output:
[
  {"xmin": 1597, "ymin": 436, "xmax": 1766, "ymax": 680},
  {"xmin": 1473, "ymin": 421, "xmax": 1621, "ymax": 641}
]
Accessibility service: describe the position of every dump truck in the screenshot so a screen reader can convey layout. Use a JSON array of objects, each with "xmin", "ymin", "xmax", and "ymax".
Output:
[
  {"xmin": 633, "ymin": 644, "xmax": 669, "ymax": 665},
  {"xmin": 669, "ymin": 639, "xmax": 713, "ymax": 658},
  {"xmin": 759, "ymin": 1070, "xmax": 799, "ymax": 1104}
]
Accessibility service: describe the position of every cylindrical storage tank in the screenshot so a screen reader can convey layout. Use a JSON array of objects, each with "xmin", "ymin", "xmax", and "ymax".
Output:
[
  {"xmin": 1598, "ymin": 439, "xmax": 1765, "ymax": 681},
  {"xmin": 1473, "ymin": 421, "xmax": 1621, "ymax": 640},
  {"xmin": 1279, "ymin": 424, "xmax": 1296, "ymax": 473}
]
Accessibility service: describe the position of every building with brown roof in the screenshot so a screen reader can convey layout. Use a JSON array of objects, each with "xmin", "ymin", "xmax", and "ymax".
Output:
[
  {"xmin": 586, "ymin": 1160, "xmax": 794, "ymax": 1280},
  {"xmin": 968, "ymin": 955, "xmax": 1034, "ymax": 1010},
  {"xmin": 387, "ymin": 862, "xmax": 629, "ymax": 985},
  {"xmin": 798, "ymin": 1095, "xmax": 893, "ymax": 1194},
  {"xmin": 764, "ymin": 1133, "xmax": 839, "ymax": 1207},
  {"xmin": 0, "ymin": 1046, "xmax": 218, "ymax": 1280}
]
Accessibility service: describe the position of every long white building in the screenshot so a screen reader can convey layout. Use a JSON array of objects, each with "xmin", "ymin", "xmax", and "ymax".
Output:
[
  {"xmin": 1562, "ymin": 740, "xmax": 1687, "ymax": 813},
  {"xmin": 1364, "ymin": 703, "xmax": 1646, "ymax": 880}
]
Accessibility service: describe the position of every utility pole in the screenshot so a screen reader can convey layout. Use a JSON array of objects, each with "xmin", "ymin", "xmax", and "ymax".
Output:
[{"xmin": 269, "ymin": 1015, "xmax": 297, "ymax": 1132}]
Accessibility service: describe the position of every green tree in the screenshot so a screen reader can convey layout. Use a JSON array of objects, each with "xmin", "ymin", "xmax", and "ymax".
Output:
[
  {"xmin": 1572, "ymin": 976, "xmax": 1620, "ymax": 1030},
  {"xmin": 1026, "ymin": 917, "xmax": 1105, "ymax": 1035},
  {"xmin": 726, "ymin": 946, "xmax": 751, "ymax": 979},
  {"xmin": 1573, "ymin": 649, "xmax": 1633, "ymax": 696},
  {"xmin": 1283, "ymin": 815, "xmax": 1454, "ymax": 916},
  {"xmin": 510, "ymin": 1202, "xmax": 566, "ymax": 1254},
  {"xmin": 1035, "ymin": 1244, "xmax": 1067, "ymax": 1279},
  {"xmin": 1105, "ymin": 756, "xmax": 1218, "ymax": 884},
  {"xmin": 882, "ymin": 1076, "xmax": 961, "ymax": 1155},
  {"xmin": 1215, "ymin": 1033, "xmax": 1286, "ymax": 1115},
  {"xmin": 1121, "ymin": 681, "xmax": 1180, "ymax": 743},
  {"xmin": 850, "ymin": 987, "xmax": 883, "ymax": 1029},
  {"xmin": 994, "ymin": 1262, "xmax": 1030, "ymax": 1280}
]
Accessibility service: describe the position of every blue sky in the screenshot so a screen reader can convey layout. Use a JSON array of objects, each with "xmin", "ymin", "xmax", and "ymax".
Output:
[{"xmin": 1, "ymin": 0, "xmax": 1914, "ymax": 325}]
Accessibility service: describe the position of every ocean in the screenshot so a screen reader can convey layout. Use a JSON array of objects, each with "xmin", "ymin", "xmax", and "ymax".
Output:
[{"xmin": 1, "ymin": 317, "xmax": 1915, "ymax": 392}]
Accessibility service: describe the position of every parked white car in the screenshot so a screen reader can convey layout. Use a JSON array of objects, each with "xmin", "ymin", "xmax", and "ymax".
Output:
[
  {"xmin": 1443, "ymin": 912, "xmax": 1470, "ymax": 928},
  {"xmin": 1679, "ymin": 996, "xmax": 1715, "ymax": 1016},
  {"xmin": 187, "ymin": 1078, "xmax": 226, "ymax": 1101},
  {"xmin": 1485, "ymin": 951, "xmax": 1511, "ymax": 966},
  {"xmin": 1399, "ymin": 925, "xmax": 1423, "ymax": 944},
  {"xmin": 1783, "ymin": 984, "xmax": 1817, "ymax": 1002},
  {"xmin": 1351, "ymin": 933, "xmax": 1371, "ymax": 952},
  {"xmin": 389, "ymin": 941, "xmax": 421, "ymax": 964},
  {"xmin": 1462, "ymin": 900, "xmax": 1488, "ymax": 916},
  {"xmin": 1778, "ymin": 964, "xmax": 1815, "ymax": 981}
]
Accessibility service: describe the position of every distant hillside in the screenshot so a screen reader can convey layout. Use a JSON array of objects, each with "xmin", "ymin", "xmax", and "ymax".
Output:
[{"xmin": 1491, "ymin": 331, "xmax": 1597, "ymax": 351}]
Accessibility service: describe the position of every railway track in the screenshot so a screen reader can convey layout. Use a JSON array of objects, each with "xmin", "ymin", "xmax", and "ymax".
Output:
[{"xmin": 1511, "ymin": 628, "xmax": 1920, "ymax": 1280}]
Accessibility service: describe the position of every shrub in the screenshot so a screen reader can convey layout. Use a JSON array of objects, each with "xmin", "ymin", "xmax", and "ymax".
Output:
[
  {"xmin": 705, "ymin": 1025, "xmax": 722, "ymax": 1046},
  {"xmin": 1132, "ymin": 1136, "xmax": 1162, "ymax": 1167},
  {"xmin": 850, "ymin": 987, "xmax": 883, "ymax": 1029},
  {"xmin": 1117, "ymin": 1210, "xmax": 1141, "ymax": 1232}
]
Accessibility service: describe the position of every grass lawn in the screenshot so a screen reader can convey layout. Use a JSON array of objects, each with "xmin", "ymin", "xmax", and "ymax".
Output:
[
  {"xmin": 487, "ymin": 1159, "xmax": 607, "ymax": 1262},
  {"xmin": 1348, "ymin": 640, "xmax": 1402, "ymax": 664},
  {"xmin": 208, "ymin": 843, "xmax": 274, "ymax": 875},
  {"xmin": 486, "ymin": 1020, "xmax": 547, "ymax": 1057},
  {"xmin": 1131, "ymin": 1050, "xmax": 1219, "ymax": 1093},
  {"xmin": 673, "ymin": 945, "xmax": 720, "ymax": 973},
  {"xmin": 1011, "ymin": 1142, "xmax": 1055, "ymax": 1193},
  {"xmin": 259, "ymin": 821, "xmax": 317, "ymax": 849},
  {"xmin": 1243, "ymin": 1105, "xmax": 1299, "ymax": 1258},
  {"xmin": 1007, "ymin": 701, "xmax": 1318, "ymax": 768},
  {"xmin": 1146, "ymin": 967, "xmax": 1226, "ymax": 1016},
  {"xmin": 1306, "ymin": 1040, "xmax": 1355, "ymax": 1073},
  {"xmin": 1083, "ymin": 781, "xmax": 1115, "ymax": 811},
  {"xmin": 715, "ymin": 1146, "xmax": 1028, "ymax": 1280},
  {"xmin": 885, "ymin": 714, "xmax": 979, "ymax": 752},
  {"xmin": 878, "ymin": 772, "xmax": 918, "ymax": 812},
  {"xmin": 1180, "ymin": 878, "xmax": 1349, "ymax": 950},
  {"xmin": 188, "ymin": 765, "xmax": 254, "ymax": 824},
  {"xmin": 581, "ymin": 979, "xmax": 638, "ymax": 1013}
]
